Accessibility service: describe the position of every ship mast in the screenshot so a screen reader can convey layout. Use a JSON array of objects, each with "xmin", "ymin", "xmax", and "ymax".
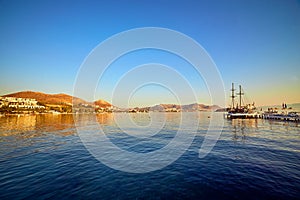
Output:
[
  {"xmin": 236, "ymin": 85, "xmax": 244, "ymax": 109},
  {"xmin": 230, "ymin": 83, "xmax": 236, "ymax": 109}
]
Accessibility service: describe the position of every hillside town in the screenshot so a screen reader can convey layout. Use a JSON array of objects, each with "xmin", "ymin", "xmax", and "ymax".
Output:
[
  {"xmin": 0, "ymin": 96, "xmax": 115, "ymax": 114},
  {"xmin": 0, "ymin": 97, "xmax": 45, "ymax": 110},
  {"xmin": 0, "ymin": 91, "xmax": 116, "ymax": 114}
]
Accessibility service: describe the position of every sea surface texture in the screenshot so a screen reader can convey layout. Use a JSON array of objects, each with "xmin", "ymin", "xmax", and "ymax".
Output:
[{"xmin": 0, "ymin": 112, "xmax": 299, "ymax": 199}]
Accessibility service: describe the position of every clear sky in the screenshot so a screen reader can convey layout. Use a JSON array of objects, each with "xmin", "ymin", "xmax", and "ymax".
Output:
[{"xmin": 0, "ymin": 0, "xmax": 299, "ymax": 107}]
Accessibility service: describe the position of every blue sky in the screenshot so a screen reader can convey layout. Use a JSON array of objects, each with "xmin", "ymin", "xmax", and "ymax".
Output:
[{"xmin": 0, "ymin": 0, "xmax": 299, "ymax": 106}]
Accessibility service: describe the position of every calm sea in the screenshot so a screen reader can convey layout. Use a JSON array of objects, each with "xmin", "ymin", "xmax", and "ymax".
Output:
[{"xmin": 0, "ymin": 113, "xmax": 299, "ymax": 199}]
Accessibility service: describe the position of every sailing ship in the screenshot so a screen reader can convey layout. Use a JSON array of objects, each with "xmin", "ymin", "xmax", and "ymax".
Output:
[{"xmin": 225, "ymin": 83, "xmax": 261, "ymax": 119}]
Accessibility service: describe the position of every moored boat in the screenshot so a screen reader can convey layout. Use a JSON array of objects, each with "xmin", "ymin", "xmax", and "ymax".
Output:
[
  {"xmin": 225, "ymin": 83, "xmax": 261, "ymax": 119},
  {"xmin": 262, "ymin": 110, "xmax": 300, "ymax": 122}
]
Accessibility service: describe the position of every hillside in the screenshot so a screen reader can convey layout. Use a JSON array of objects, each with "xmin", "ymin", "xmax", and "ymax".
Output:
[
  {"xmin": 2, "ymin": 91, "xmax": 87, "ymax": 105},
  {"xmin": 1, "ymin": 91, "xmax": 114, "ymax": 108},
  {"xmin": 94, "ymin": 99, "xmax": 112, "ymax": 108}
]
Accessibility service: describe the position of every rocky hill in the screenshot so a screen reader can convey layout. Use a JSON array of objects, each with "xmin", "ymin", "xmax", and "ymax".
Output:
[{"xmin": 94, "ymin": 99, "xmax": 112, "ymax": 108}]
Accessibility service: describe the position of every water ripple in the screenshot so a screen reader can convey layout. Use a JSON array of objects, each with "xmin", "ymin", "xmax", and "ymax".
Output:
[{"xmin": 0, "ymin": 113, "xmax": 299, "ymax": 199}]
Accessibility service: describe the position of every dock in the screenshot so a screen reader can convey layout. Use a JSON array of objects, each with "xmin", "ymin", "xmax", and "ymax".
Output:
[
  {"xmin": 224, "ymin": 112, "xmax": 300, "ymax": 122},
  {"xmin": 262, "ymin": 113, "xmax": 300, "ymax": 122}
]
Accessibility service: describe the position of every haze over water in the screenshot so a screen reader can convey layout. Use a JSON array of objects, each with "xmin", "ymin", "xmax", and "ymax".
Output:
[{"xmin": 0, "ymin": 113, "xmax": 299, "ymax": 199}]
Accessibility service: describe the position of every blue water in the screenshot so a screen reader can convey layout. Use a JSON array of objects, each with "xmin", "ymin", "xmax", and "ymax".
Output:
[{"xmin": 0, "ymin": 113, "xmax": 299, "ymax": 199}]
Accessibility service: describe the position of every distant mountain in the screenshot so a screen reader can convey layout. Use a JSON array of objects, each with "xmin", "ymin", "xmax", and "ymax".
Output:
[
  {"xmin": 149, "ymin": 103, "xmax": 220, "ymax": 112},
  {"xmin": 182, "ymin": 103, "xmax": 220, "ymax": 111}
]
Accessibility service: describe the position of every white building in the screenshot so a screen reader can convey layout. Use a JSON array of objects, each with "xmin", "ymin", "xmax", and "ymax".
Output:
[{"xmin": 0, "ymin": 97, "xmax": 45, "ymax": 109}]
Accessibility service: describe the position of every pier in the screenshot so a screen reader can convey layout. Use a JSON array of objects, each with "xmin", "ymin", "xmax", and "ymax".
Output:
[
  {"xmin": 262, "ymin": 113, "xmax": 300, "ymax": 122},
  {"xmin": 224, "ymin": 112, "xmax": 300, "ymax": 122}
]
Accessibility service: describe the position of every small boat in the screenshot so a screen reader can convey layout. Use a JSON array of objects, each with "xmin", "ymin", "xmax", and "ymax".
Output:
[{"xmin": 225, "ymin": 83, "xmax": 261, "ymax": 119}]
